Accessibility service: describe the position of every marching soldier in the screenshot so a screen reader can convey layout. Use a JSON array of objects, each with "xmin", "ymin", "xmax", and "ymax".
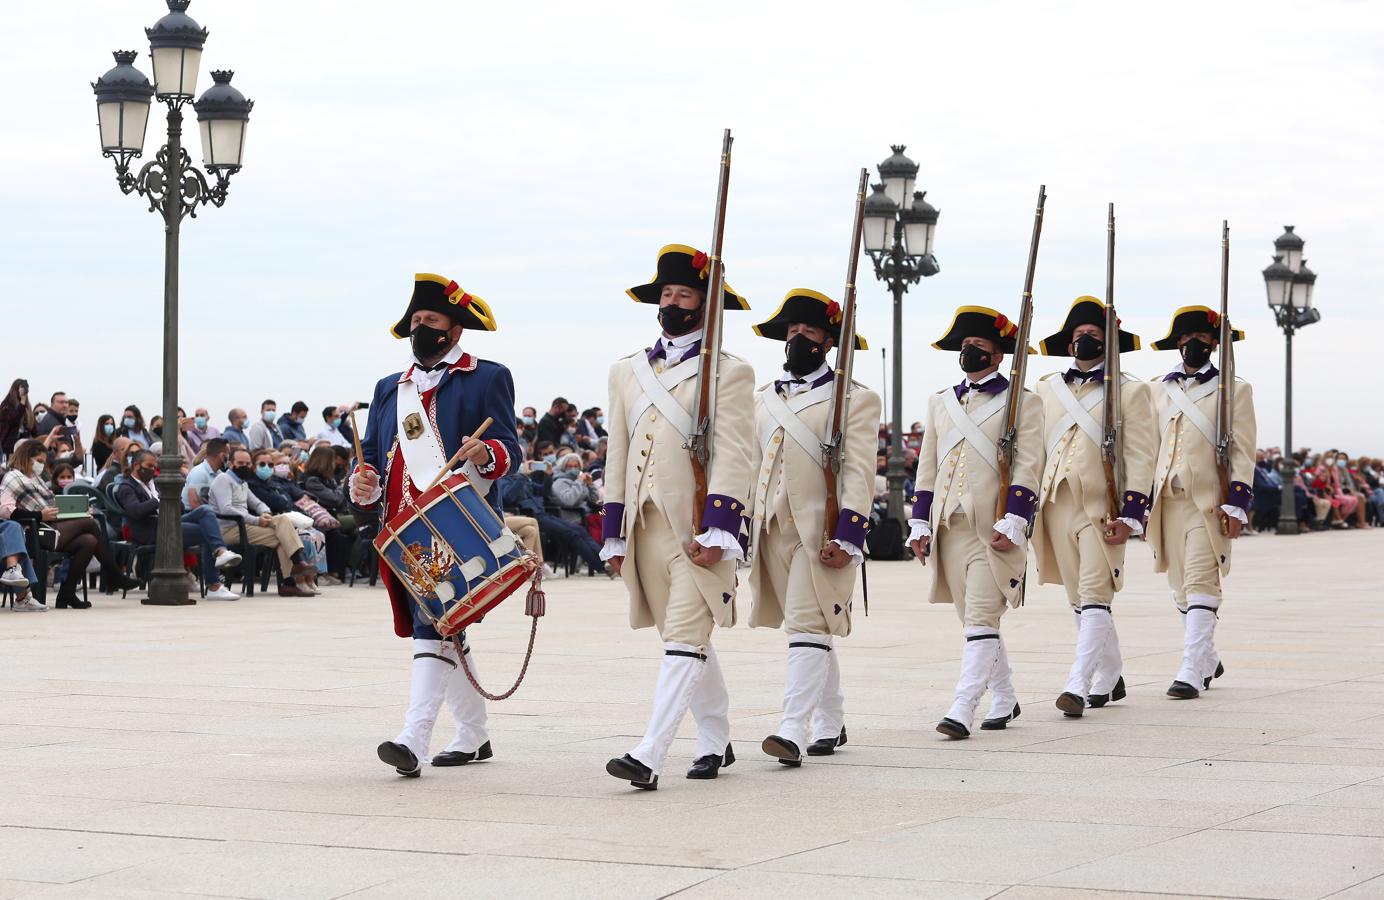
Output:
[
  {"xmin": 601, "ymin": 245, "xmax": 755, "ymax": 790},
  {"xmin": 349, "ymin": 274, "xmax": 523, "ymax": 778},
  {"xmin": 746, "ymin": 290, "xmax": 880, "ymax": 766},
  {"xmin": 908, "ymin": 307, "xmax": 1043, "ymax": 739},
  {"xmin": 1146, "ymin": 306, "xmax": 1256, "ymax": 699},
  {"xmin": 1033, "ymin": 297, "xmax": 1157, "ymax": 717}
]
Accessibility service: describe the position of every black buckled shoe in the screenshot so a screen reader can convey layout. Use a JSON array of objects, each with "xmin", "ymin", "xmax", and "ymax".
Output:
[
  {"xmin": 606, "ymin": 754, "xmax": 658, "ymax": 790},
  {"xmin": 1203, "ymin": 662, "xmax": 1225, "ymax": 690},
  {"xmin": 1166, "ymin": 680, "xmax": 1200, "ymax": 700},
  {"xmin": 981, "ymin": 702, "xmax": 1021, "ymax": 730},
  {"xmin": 936, "ymin": 717, "xmax": 970, "ymax": 740},
  {"xmin": 1090, "ymin": 676, "xmax": 1127, "ymax": 708},
  {"xmin": 377, "ymin": 741, "xmax": 421, "ymax": 778},
  {"xmin": 761, "ymin": 735, "xmax": 801, "ymax": 767},
  {"xmin": 432, "ymin": 740, "xmax": 493, "ymax": 767},
  {"xmin": 1056, "ymin": 692, "xmax": 1086, "ymax": 717},
  {"xmin": 806, "ymin": 727, "xmax": 848, "ymax": 756},
  {"xmin": 688, "ymin": 743, "xmax": 735, "ymax": 779}
]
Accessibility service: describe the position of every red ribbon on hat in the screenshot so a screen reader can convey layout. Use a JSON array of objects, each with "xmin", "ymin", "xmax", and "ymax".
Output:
[
  {"xmin": 443, "ymin": 280, "xmax": 473, "ymax": 307},
  {"xmin": 691, "ymin": 250, "xmax": 711, "ymax": 279},
  {"xmin": 826, "ymin": 300, "xmax": 842, "ymax": 325},
  {"xmin": 994, "ymin": 313, "xmax": 1012, "ymax": 335},
  {"xmin": 1206, "ymin": 310, "xmax": 1219, "ymax": 327}
]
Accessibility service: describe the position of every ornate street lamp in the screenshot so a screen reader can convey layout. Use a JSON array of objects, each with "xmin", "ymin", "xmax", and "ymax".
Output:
[
  {"xmin": 862, "ymin": 145, "xmax": 941, "ymax": 540},
  {"xmin": 92, "ymin": 0, "xmax": 253, "ymax": 605},
  {"xmin": 1262, "ymin": 227, "xmax": 1320, "ymax": 536}
]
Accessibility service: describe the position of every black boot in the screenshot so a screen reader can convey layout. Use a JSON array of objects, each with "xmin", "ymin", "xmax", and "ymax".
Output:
[
  {"xmin": 1088, "ymin": 676, "xmax": 1126, "ymax": 708},
  {"xmin": 1166, "ymin": 681, "xmax": 1200, "ymax": 699},
  {"xmin": 432, "ymin": 740, "xmax": 493, "ymax": 767},
  {"xmin": 377, "ymin": 741, "xmax": 421, "ymax": 777},
  {"xmin": 688, "ymin": 743, "xmax": 735, "ymax": 779},
  {"xmin": 981, "ymin": 702, "xmax": 1022, "ymax": 730},
  {"xmin": 806, "ymin": 727, "xmax": 847, "ymax": 756},
  {"xmin": 760, "ymin": 735, "xmax": 801, "ymax": 767},
  {"xmin": 1203, "ymin": 662, "xmax": 1225, "ymax": 690},
  {"xmin": 54, "ymin": 585, "xmax": 89, "ymax": 609},
  {"xmin": 606, "ymin": 754, "xmax": 657, "ymax": 790}
]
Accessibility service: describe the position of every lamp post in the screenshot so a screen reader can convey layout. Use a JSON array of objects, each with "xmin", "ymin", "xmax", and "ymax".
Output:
[
  {"xmin": 1262, "ymin": 225, "xmax": 1319, "ymax": 536},
  {"xmin": 92, "ymin": 0, "xmax": 253, "ymax": 605},
  {"xmin": 862, "ymin": 145, "xmax": 940, "ymax": 535}
]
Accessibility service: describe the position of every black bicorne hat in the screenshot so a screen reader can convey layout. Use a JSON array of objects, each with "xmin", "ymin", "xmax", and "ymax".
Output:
[
  {"xmin": 931, "ymin": 305, "xmax": 1033, "ymax": 354},
  {"xmin": 626, "ymin": 244, "xmax": 748, "ymax": 310},
  {"xmin": 1151, "ymin": 305, "xmax": 1245, "ymax": 350},
  {"xmin": 1038, "ymin": 296, "xmax": 1141, "ymax": 356},
  {"xmin": 752, "ymin": 288, "xmax": 868, "ymax": 350}
]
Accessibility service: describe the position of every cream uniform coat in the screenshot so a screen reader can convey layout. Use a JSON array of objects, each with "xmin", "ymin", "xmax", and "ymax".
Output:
[
  {"xmin": 1146, "ymin": 370, "xmax": 1256, "ymax": 576},
  {"xmin": 1033, "ymin": 371, "xmax": 1158, "ymax": 590},
  {"xmin": 915, "ymin": 381, "xmax": 1045, "ymax": 607},
  {"xmin": 747, "ymin": 378, "xmax": 881, "ymax": 636},
  {"xmin": 604, "ymin": 347, "xmax": 755, "ymax": 630}
]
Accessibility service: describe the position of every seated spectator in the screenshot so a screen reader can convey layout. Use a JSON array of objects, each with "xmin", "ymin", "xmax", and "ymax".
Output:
[
  {"xmin": 0, "ymin": 518, "xmax": 42, "ymax": 611},
  {"xmin": 1252, "ymin": 450, "xmax": 1283, "ymax": 531},
  {"xmin": 184, "ymin": 438, "xmax": 229, "ymax": 509},
  {"xmin": 222, "ymin": 408, "xmax": 250, "ymax": 447},
  {"xmin": 50, "ymin": 462, "xmax": 76, "ymax": 493},
  {"xmin": 245, "ymin": 448, "xmax": 332, "ymax": 582},
  {"xmin": 248, "ymin": 399, "xmax": 284, "ymax": 451},
  {"xmin": 550, "ymin": 453, "xmax": 599, "ymax": 525},
  {"xmin": 277, "ymin": 401, "xmax": 310, "ymax": 443},
  {"xmin": 0, "ymin": 378, "xmax": 37, "ymax": 455},
  {"xmin": 500, "ymin": 464, "xmax": 610, "ymax": 577},
  {"xmin": 94, "ymin": 436, "xmax": 134, "ymax": 492},
  {"xmin": 114, "ymin": 450, "xmax": 242, "ymax": 600},
  {"xmin": 536, "ymin": 397, "xmax": 568, "ymax": 449},
  {"xmin": 0, "ymin": 439, "xmax": 139, "ymax": 607},
  {"xmin": 518, "ymin": 406, "xmax": 539, "ymax": 447},
  {"xmin": 317, "ymin": 406, "xmax": 351, "ymax": 448},
  {"xmin": 301, "ymin": 446, "xmax": 355, "ymax": 578},
  {"xmin": 209, "ymin": 447, "xmax": 318, "ymax": 596},
  {"xmin": 119, "ymin": 404, "xmax": 155, "ymax": 448},
  {"xmin": 90, "ymin": 414, "xmax": 118, "ymax": 470},
  {"xmin": 183, "ymin": 407, "xmax": 221, "ymax": 454}
]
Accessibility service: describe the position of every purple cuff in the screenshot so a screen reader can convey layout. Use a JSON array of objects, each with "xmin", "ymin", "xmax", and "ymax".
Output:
[
  {"xmin": 1005, "ymin": 485, "xmax": 1038, "ymax": 521},
  {"xmin": 910, "ymin": 490, "xmax": 933, "ymax": 521},
  {"xmin": 701, "ymin": 494, "xmax": 746, "ymax": 533},
  {"xmin": 1227, "ymin": 480, "xmax": 1252, "ymax": 512},
  {"xmin": 833, "ymin": 508, "xmax": 869, "ymax": 546},
  {"xmin": 1119, "ymin": 490, "xmax": 1151, "ymax": 521},
  {"xmin": 601, "ymin": 502, "xmax": 625, "ymax": 541}
]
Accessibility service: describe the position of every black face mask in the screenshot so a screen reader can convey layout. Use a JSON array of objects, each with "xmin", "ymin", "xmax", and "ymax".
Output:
[
  {"xmin": 411, "ymin": 323, "xmax": 452, "ymax": 361},
  {"xmin": 233, "ymin": 465, "xmax": 252, "ymax": 481},
  {"xmin": 138, "ymin": 466, "xmax": 156, "ymax": 482},
  {"xmin": 1180, "ymin": 337, "xmax": 1213, "ymax": 370},
  {"xmin": 1072, "ymin": 334, "xmax": 1104, "ymax": 362},
  {"xmin": 959, "ymin": 345, "xmax": 993, "ymax": 374},
  {"xmin": 785, "ymin": 334, "xmax": 827, "ymax": 377},
  {"xmin": 658, "ymin": 303, "xmax": 701, "ymax": 337}
]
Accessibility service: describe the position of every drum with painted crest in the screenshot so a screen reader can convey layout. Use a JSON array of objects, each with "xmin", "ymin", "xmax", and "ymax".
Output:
[{"xmin": 373, "ymin": 472, "xmax": 538, "ymax": 637}]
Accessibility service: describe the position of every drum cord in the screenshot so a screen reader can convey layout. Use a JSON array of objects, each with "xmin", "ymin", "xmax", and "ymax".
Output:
[{"xmin": 449, "ymin": 570, "xmax": 545, "ymax": 702}]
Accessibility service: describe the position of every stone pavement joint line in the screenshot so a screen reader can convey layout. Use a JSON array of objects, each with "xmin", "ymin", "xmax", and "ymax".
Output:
[{"xmin": 1, "ymin": 528, "xmax": 1381, "ymax": 899}]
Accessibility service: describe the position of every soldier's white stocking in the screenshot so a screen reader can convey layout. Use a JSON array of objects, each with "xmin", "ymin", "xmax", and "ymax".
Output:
[
  {"xmin": 811, "ymin": 646, "xmax": 846, "ymax": 743},
  {"xmin": 986, "ymin": 634, "xmax": 1018, "ymax": 720},
  {"xmin": 946, "ymin": 628, "xmax": 1000, "ymax": 730},
  {"xmin": 1177, "ymin": 596, "xmax": 1220, "ymax": 687},
  {"xmin": 441, "ymin": 637, "xmax": 489, "ymax": 755},
  {"xmin": 777, "ymin": 635, "xmax": 832, "ymax": 752},
  {"xmin": 630, "ymin": 643, "xmax": 706, "ymax": 776},
  {"xmin": 1064, "ymin": 605, "xmax": 1114, "ymax": 697},
  {"xmin": 1090, "ymin": 615, "xmax": 1124, "ymax": 696},
  {"xmin": 688, "ymin": 643, "xmax": 731, "ymax": 758},
  {"xmin": 395, "ymin": 639, "xmax": 454, "ymax": 763}
]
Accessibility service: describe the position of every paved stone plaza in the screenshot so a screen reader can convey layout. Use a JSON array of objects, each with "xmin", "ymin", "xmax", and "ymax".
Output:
[{"xmin": 1, "ymin": 528, "xmax": 1382, "ymax": 899}]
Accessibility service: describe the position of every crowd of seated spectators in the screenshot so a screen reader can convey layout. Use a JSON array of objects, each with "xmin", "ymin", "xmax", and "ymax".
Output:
[{"xmin": 1252, "ymin": 447, "xmax": 1384, "ymax": 532}]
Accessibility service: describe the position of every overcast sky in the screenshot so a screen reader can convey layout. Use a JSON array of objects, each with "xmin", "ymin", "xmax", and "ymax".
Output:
[{"xmin": 2, "ymin": 1, "xmax": 1381, "ymax": 454}]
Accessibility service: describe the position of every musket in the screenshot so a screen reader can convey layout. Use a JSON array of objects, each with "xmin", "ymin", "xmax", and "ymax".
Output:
[
  {"xmin": 995, "ymin": 184, "xmax": 1046, "ymax": 522},
  {"xmin": 821, "ymin": 168, "xmax": 869, "ymax": 547},
  {"xmin": 1214, "ymin": 219, "xmax": 1234, "ymax": 535},
  {"xmin": 686, "ymin": 128, "xmax": 733, "ymax": 534},
  {"xmin": 1100, "ymin": 202, "xmax": 1123, "ymax": 524}
]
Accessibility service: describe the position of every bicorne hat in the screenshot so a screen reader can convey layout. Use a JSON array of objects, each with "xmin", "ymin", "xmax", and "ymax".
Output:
[
  {"xmin": 752, "ymin": 288, "xmax": 868, "ymax": 350},
  {"xmin": 626, "ymin": 244, "xmax": 748, "ymax": 310},
  {"xmin": 931, "ymin": 305, "xmax": 1033, "ymax": 354},
  {"xmin": 1038, "ymin": 296, "xmax": 1141, "ymax": 356},
  {"xmin": 390, "ymin": 273, "xmax": 498, "ymax": 339},
  {"xmin": 1151, "ymin": 305, "xmax": 1245, "ymax": 350}
]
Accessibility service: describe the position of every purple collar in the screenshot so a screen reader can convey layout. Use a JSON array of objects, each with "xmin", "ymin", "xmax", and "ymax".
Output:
[{"xmin": 954, "ymin": 373, "xmax": 1008, "ymax": 400}]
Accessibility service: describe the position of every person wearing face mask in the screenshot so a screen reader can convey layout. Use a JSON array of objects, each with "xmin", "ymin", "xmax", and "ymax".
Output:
[
  {"xmin": 184, "ymin": 438, "xmax": 231, "ymax": 510},
  {"xmin": 247, "ymin": 400, "xmax": 285, "ymax": 452},
  {"xmin": 316, "ymin": 405, "xmax": 353, "ymax": 449},
  {"xmin": 600, "ymin": 244, "xmax": 755, "ymax": 790},
  {"xmin": 744, "ymin": 290, "xmax": 880, "ymax": 767},
  {"xmin": 209, "ymin": 447, "xmax": 319, "ymax": 597},
  {"xmin": 0, "ymin": 439, "xmax": 140, "ymax": 607},
  {"xmin": 222, "ymin": 408, "xmax": 250, "ymax": 447},
  {"xmin": 183, "ymin": 407, "xmax": 221, "ymax": 454},
  {"xmin": 907, "ymin": 307, "xmax": 1044, "ymax": 740},
  {"xmin": 550, "ymin": 452, "xmax": 601, "ymax": 526},
  {"xmin": 348, "ymin": 272, "xmax": 521, "ymax": 780},
  {"xmin": 277, "ymin": 401, "xmax": 311, "ymax": 443},
  {"xmin": 1146, "ymin": 306, "xmax": 1256, "ymax": 700},
  {"xmin": 517, "ymin": 406, "xmax": 539, "ymax": 446},
  {"xmin": 1032, "ymin": 297, "xmax": 1158, "ymax": 719},
  {"xmin": 114, "ymin": 450, "xmax": 242, "ymax": 600}
]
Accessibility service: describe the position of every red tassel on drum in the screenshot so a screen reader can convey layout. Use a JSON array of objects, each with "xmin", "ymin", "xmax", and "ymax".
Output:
[{"xmin": 525, "ymin": 585, "xmax": 546, "ymax": 617}]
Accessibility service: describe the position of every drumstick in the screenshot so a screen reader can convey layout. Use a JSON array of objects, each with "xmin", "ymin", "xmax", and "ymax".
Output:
[
  {"xmin": 425, "ymin": 416, "xmax": 495, "ymax": 491},
  {"xmin": 347, "ymin": 410, "xmax": 366, "ymax": 468}
]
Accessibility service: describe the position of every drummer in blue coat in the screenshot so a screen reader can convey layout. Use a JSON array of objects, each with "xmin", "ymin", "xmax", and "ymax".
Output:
[{"xmin": 349, "ymin": 273, "xmax": 522, "ymax": 778}]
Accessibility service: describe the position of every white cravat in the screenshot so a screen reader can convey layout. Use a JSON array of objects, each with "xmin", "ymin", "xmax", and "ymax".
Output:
[
  {"xmin": 655, "ymin": 328, "xmax": 704, "ymax": 364},
  {"xmin": 407, "ymin": 343, "xmax": 465, "ymax": 393},
  {"xmin": 778, "ymin": 362, "xmax": 831, "ymax": 398}
]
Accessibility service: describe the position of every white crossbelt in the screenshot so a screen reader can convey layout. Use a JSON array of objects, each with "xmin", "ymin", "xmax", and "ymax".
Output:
[
  {"xmin": 1046, "ymin": 377, "xmax": 1105, "ymax": 456},
  {"xmin": 759, "ymin": 382, "xmax": 832, "ymax": 461},
  {"xmin": 1161, "ymin": 377, "xmax": 1218, "ymax": 446},
  {"xmin": 395, "ymin": 379, "xmax": 449, "ymax": 492},
  {"xmin": 938, "ymin": 388, "xmax": 1006, "ymax": 474},
  {"xmin": 628, "ymin": 352, "xmax": 697, "ymax": 438}
]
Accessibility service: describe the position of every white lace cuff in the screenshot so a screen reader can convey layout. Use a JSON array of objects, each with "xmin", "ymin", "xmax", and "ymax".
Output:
[
  {"xmin": 599, "ymin": 538, "xmax": 627, "ymax": 561},
  {"xmin": 1219, "ymin": 504, "xmax": 1249, "ymax": 525},
  {"xmin": 695, "ymin": 526, "xmax": 745, "ymax": 562},
  {"xmin": 992, "ymin": 513, "xmax": 1028, "ymax": 546},
  {"xmin": 348, "ymin": 469, "xmax": 382, "ymax": 506},
  {"xmin": 907, "ymin": 519, "xmax": 932, "ymax": 542},
  {"xmin": 1117, "ymin": 516, "xmax": 1144, "ymax": 536},
  {"xmin": 833, "ymin": 539, "xmax": 864, "ymax": 567}
]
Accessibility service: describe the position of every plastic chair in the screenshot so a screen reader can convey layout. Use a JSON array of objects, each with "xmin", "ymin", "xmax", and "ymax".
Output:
[{"xmin": 214, "ymin": 514, "xmax": 275, "ymax": 597}]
